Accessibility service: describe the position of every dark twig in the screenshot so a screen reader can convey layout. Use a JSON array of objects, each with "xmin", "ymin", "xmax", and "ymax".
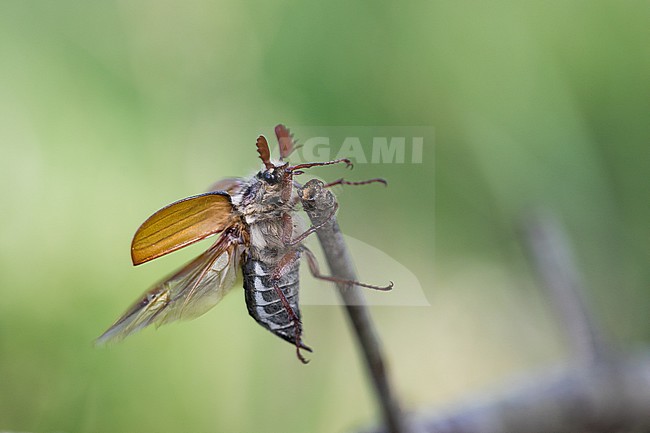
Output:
[
  {"xmin": 521, "ymin": 211, "xmax": 610, "ymax": 364},
  {"xmin": 299, "ymin": 179, "xmax": 408, "ymax": 433}
]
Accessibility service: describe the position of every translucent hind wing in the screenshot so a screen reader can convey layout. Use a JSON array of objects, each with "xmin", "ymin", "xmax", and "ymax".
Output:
[
  {"xmin": 206, "ymin": 177, "xmax": 245, "ymax": 196},
  {"xmin": 97, "ymin": 232, "xmax": 243, "ymax": 344}
]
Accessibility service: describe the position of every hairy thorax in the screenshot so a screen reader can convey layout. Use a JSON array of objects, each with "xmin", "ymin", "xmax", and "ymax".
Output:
[{"xmin": 232, "ymin": 177, "xmax": 303, "ymax": 264}]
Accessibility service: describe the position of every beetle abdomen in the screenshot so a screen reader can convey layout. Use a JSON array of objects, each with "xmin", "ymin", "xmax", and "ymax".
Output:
[{"xmin": 242, "ymin": 255, "xmax": 307, "ymax": 348}]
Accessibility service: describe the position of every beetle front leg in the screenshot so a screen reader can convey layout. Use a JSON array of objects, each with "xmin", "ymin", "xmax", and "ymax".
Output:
[{"xmin": 286, "ymin": 202, "xmax": 339, "ymax": 247}]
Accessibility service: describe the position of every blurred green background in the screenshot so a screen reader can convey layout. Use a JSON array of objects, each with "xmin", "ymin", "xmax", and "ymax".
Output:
[{"xmin": 1, "ymin": 1, "xmax": 649, "ymax": 432}]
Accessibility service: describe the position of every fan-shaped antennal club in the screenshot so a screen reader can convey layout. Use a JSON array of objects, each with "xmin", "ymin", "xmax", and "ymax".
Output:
[
  {"xmin": 275, "ymin": 124, "xmax": 294, "ymax": 161},
  {"xmin": 256, "ymin": 135, "xmax": 274, "ymax": 169}
]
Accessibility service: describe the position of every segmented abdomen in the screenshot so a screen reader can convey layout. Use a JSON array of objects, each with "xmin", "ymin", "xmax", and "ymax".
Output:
[{"xmin": 242, "ymin": 253, "xmax": 305, "ymax": 347}]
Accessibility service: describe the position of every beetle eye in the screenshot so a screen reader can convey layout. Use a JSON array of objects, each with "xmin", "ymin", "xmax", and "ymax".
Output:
[{"xmin": 262, "ymin": 170, "xmax": 279, "ymax": 185}]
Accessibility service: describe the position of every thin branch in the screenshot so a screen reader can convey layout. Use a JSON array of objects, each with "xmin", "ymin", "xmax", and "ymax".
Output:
[
  {"xmin": 521, "ymin": 211, "xmax": 610, "ymax": 364},
  {"xmin": 299, "ymin": 179, "xmax": 408, "ymax": 433}
]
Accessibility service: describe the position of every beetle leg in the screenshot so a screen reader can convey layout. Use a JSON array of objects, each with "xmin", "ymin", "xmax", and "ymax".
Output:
[
  {"xmin": 287, "ymin": 202, "xmax": 339, "ymax": 247},
  {"xmin": 324, "ymin": 178, "xmax": 387, "ymax": 188},
  {"xmin": 271, "ymin": 249, "xmax": 312, "ymax": 363},
  {"xmin": 289, "ymin": 158, "xmax": 353, "ymax": 172},
  {"xmin": 281, "ymin": 213, "xmax": 294, "ymax": 245},
  {"xmin": 301, "ymin": 246, "xmax": 393, "ymax": 291}
]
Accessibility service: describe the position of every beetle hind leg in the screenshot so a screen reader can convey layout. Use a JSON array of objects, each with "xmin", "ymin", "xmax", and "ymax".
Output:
[
  {"xmin": 272, "ymin": 281, "xmax": 311, "ymax": 364},
  {"xmin": 271, "ymin": 249, "xmax": 312, "ymax": 364},
  {"xmin": 301, "ymin": 246, "xmax": 393, "ymax": 291}
]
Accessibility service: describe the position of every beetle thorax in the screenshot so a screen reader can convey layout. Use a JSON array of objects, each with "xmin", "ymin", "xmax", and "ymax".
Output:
[{"xmin": 233, "ymin": 174, "xmax": 301, "ymax": 262}]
